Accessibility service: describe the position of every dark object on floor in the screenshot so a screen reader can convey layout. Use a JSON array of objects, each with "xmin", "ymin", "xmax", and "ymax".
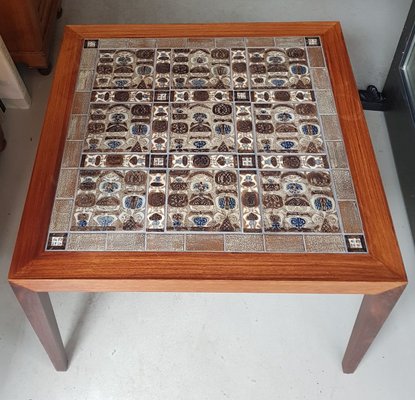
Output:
[
  {"xmin": 0, "ymin": 126, "xmax": 6, "ymax": 152},
  {"xmin": 0, "ymin": 99, "xmax": 5, "ymax": 152},
  {"xmin": 38, "ymin": 62, "xmax": 53, "ymax": 76},
  {"xmin": 359, "ymin": 85, "xmax": 387, "ymax": 111}
]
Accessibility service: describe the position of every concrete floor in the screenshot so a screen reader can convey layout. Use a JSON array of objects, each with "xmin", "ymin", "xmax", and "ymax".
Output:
[{"xmin": 1, "ymin": 1, "xmax": 415, "ymax": 399}]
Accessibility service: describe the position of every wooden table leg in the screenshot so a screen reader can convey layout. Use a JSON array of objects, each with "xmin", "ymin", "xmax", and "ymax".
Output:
[
  {"xmin": 342, "ymin": 285, "xmax": 406, "ymax": 373},
  {"xmin": 11, "ymin": 283, "xmax": 68, "ymax": 371}
]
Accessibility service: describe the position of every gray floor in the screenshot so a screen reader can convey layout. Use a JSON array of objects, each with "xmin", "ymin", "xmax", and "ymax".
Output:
[{"xmin": 1, "ymin": 1, "xmax": 415, "ymax": 399}]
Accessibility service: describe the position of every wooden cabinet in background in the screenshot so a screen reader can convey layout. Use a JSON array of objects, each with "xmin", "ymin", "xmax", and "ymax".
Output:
[{"xmin": 0, "ymin": 0, "xmax": 62, "ymax": 72}]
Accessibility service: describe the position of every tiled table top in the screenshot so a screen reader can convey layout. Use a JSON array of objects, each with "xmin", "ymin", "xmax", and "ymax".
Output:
[{"xmin": 46, "ymin": 35, "xmax": 366, "ymax": 253}]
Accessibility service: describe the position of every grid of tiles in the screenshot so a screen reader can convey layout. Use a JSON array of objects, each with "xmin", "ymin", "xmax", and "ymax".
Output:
[{"xmin": 46, "ymin": 36, "xmax": 366, "ymax": 253}]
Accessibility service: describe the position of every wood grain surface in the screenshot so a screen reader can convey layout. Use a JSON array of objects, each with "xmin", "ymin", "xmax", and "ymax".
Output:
[{"xmin": 8, "ymin": 23, "xmax": 407, "ymax": 294}]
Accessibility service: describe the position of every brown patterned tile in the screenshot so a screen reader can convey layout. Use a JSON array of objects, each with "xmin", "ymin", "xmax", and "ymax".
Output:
[
  {"xmin": 157, "ymin": 38, "xmax": 188, "ymax": 47},
  {"xmin": 76, "ymin": 70, "xmax": 95, "ymax": 91},
  {"xmin": 264, "ymin": 235, "xmax": 305, "ymax": 252},
  {"xmin": 311, "ymin": 68, "xmax": 331, "ymax": 89},
  {"xmin": 129, "ymin": 38, "xmax": 157, "ymax": 48},
  {"xmin": 166, "ymin": 170, "xmax": 241, "ymax": 232},
  {"xmin": 67, "ymin": 233, "xmax": 107, "ymax": 251},
  {"xmin": 79, "ymin": 49, "xmax": 98, "ymax": 69},
  {"xmin": 332, "ymin": 169, "xmax": 356, "ymax": 199},
  {"xmin": 50, "ymin": 199, "xmax": 73, "ymax": 232},
  {"xmin": 72, "ymin": 92, "xmax": 91, "ymax": 114},
  {"xmin": 248, "ymin": 47, "xmax": 310, "ymax": 90},
  {"xmin": 253, "ymin": 103, "xmax": 323, "ymax": 153},
  {"xmin": 186, "ymin": 234, "xmax": 224, "ymax": 251},
  {"xmin": 71, "ymin": 169, "xmax": 147, "ymax": 231},
  {"xmin": 146, "ymin": 234, "xmax": 185, "ymax": 251},
  {"xmin": 274, "ymin": 37, "xmax": 305, "ymax": 47},
  {"xmin": 95, "ymin": 49, "xmax": 155, "ymax": 90},
  {"xmin": 315, "ymin": 90, "xmax": 337, "ymax": 114},
  {"xmin": 260, "ymin": 171, "xmax": 340, "ymax": 233},
  {"xmin": 99, "ymin": 38, "xmax": 157, "ymax": 48},
  {"xmin": 56, "ymin": 169, "xmax": 78, "ymax": 198},
  {"xmin": 107, "ymin": 233, "xmax": 145, "ymax": 251},
  {"xmin": 216, "ymin": 37, "xmax": 246, "ymax": 47},
  {"xmin": 307, "ymin": 47, "xmax": 325, "ymax": 67},
  {"xmin": 61, "ymin": 141, "xmax": 82, "ymax": 168},
  {"xmin": 339, "ymin": 201, "xmax": 363, "ymax": 233},
  {"xmin": 188, "ymin": 38, "xmax": 216, "ymax": 47},
  {"xmin": 225, "ymin": 234, "xmax": 264, "ymax": 252},
  {"xmin": 304, "ymin": 235, "xmax": 346, "ymax": 252},
  {"xmin": 84, "ymin": 103, "xmax": 153, "ymax": 153},
  {"xmin": 98, "ymin": 38, "xmax": 129, "ymax": 48},
  {"xmin": 67, "ymin": 115, "xmax": 87, "ymax": 140},
  {"xmin": 246, "ymin": 37, "xmax": 275, "ymax": 47},
  {"xmin": 321, "ymin": 115, "xmax": 342, "ymax": 140},
  {"xmin": 326, "ymin": 141, "xmax": 348, "ymax": 168}
]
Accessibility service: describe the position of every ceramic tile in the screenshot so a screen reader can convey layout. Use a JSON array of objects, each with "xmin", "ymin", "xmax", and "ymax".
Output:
[
  {"xmin": 274, "ymin": 37, "xmax": 305, "ymax": 47},
  {"xmin": 253, "ymin": 102, "xmax": 324, "ymax": 153},
  {"xmin": 71, "ymin": 169, "xmax": 147, "ymax": 231},
  {"xmin": 321, "ymin": 115, "xmax": 342, "ymax": 140},
  {"xmin": 187, "ymin": 38, "xmax": 216, "ymax": 47},
  {"xmin": 106, "ymin": 233, "xmax": 145, "ymax": 251},
  {"xmin": 304, "ymin": 235, "xmax": 346, "ymax": 253},
  {"xmin": 157, "ymin": 38, "xmax": 188, "ymax": 47},
  {"xmin": 311, "ymin": 68, "xmax": 331, "ymax": 89},
  {"xmin": 66, "ymin": 233, "xmax": 107, "ymax": 251},
  {"xmin": 186, "ymin": 234, "xmax": 224, "ymax": 251},
  {"xmin": 55, "ymin": 169, "xmax": 78, "ymax": 198},
  {"xmin": 264, "ymin": 235, "xmax": 305, "ymax": 252},
  {"xmin": 166, "ymin": 170, "xmax": 241, "ymax": 232},
  {"xmin": 260, "ymin": 171, "xmax": 340, "ymax": 232},
  {"xmin": 224, "ymin": 234, "xmax": 264, "ymax": 252},
  {"xmin": 84, "ymin": 103, "xmax": 153, "ymax": 153},
  {"xmin": 79, "ymin": 48, "xmax": 98, "ymax": 69},
  {"xmin": 49, "ymin": 199, "xmax": 73, "ymax": 232},
  {"xmin": 76, "ymin": 70, "xmax": 95, "ymax": 92},
  {"xmin": 46, "ymin": 36, "xmax": 366, "ymax": 253},
  {"xmin": 169, "ymin": 102, "xmax": 235, "ymax": 152},
  {"xmin": 146, "ymin": 234, "xmax": 185, "ymax": 251},
  {"xmin": 326, "ymin": 141, "xmax": 348, "ymax": 168},
  {"xmin": 307, "ymin": 47, "xmax": 325, "ymax": 67},
  {"xmin": 72, "ymin": 92, "xmax": 91, "ymax": 115},
  {"xmin": 61, "ymin": 141, "xmax": 83, "ymax": 168},
  {"xmin": 315, "ymin": 90, "xmax": 337, "ymax": 114},
  {"xmin": 94, "ymin": 49, "xmax": 155, "ymax": 89},
  {"xmin": 216, "ymin": 38, "xmax": 246, "ymax": 47},
  {"xmin": 99, "ymin": 38, "xmax": 156, "ymax": 48},
  {"xmin": 67, "ymin": 115, "xmax": 88, "ymax": 140},
  {"xmin": 247, "ymin": 47, "xmax": 311, "ymax": 89},
  {"xmin": 246, "ymin": 37, "xmax": 275, "ymax": 47},
  {"xmin": 345, "ymin": 234, "xmax": 367, "ymax": 252},
  {"xmin": 170, "ymin": 48, "xmax": 231, "ymax": 89},
  {"xmin": 332, "ymin": 169, "xmax": 356, "ymax": 200},
  {"xmin": 338, "ymin": 201, "xmax": 363, "ymax": 233}
]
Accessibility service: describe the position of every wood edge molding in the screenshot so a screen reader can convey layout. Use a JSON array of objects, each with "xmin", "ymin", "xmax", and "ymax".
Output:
[
  {"xmin": 321, "ymin": 24, "xmax": 407, "ymax": 282},
  {"xmin": 9, "ymin": 249, "xmax": 399, "ymax": 284},
  {"xmin": 8, "ymin": 278, "xmax": 406, "ymax": 294},
  {"xmin": 8, "ymin": 27, "xmax": 83, "ymax": 278},
  {"xmin": 67, "ymin": 21, "xmax": 339, "ymax": 38}
]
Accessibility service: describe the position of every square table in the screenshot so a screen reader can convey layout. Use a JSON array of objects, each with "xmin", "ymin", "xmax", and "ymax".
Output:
[{"xmin": 8, "ymin": 22, "xmax": 407, "ymax": 373}]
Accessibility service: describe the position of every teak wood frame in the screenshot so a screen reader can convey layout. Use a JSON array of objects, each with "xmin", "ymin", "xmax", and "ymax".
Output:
[{"xmin": 8, "ymin": 23, "xmax": 407, "ymax": 373}]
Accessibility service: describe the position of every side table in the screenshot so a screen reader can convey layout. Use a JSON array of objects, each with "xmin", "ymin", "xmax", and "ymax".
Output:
[{"xmin": 9, "ymin": 22, "xmax": 407, "ymax": 373}]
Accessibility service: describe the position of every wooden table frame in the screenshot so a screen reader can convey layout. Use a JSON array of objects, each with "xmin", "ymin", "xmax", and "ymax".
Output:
[{"xmin": 8, "ymin": 22, "xmax": 407, "ymax": 373}]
